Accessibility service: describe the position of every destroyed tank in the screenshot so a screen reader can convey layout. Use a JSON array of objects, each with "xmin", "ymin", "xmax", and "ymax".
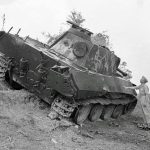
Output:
[{"xmin": 0, "ymin": 21, "xmax": 137, "ymax": 124}]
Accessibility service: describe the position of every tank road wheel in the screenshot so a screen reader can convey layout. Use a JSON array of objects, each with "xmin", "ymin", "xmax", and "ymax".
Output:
[
  {"xmin": 74, "ymin": 104, "xmax": 92, "ymax": 125},
  {"xmin": 102, "ymin": 105, "xmax": 115, "ymax": 120},
  {"xmin": 112, "ymin": 105, "xmax": 124, "ymax": 119},
  {"xmin": 124, "ymin": 101, "xmax": 137, "ymax": 115},
  {"xmin": 88, "ymin": 104, "xmax": 103, "ymax": 122}
]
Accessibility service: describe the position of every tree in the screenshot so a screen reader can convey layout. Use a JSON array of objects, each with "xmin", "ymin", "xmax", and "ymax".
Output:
[
  {"xmin": 42, "ymin": 10, "xmax": 85, "ymax": 44},
  {"xmin": 1, "ymin": 14, "xmax": 5, "ymax": 31},
  {"xmin": 41, "ymin": 32, "xmax": 56, "ymax": 44},
  {"xmin": 91, "ymin": 31, "xmax": 110, "ymax": 48},
  {"xmin": 41, "ymin": 31, "xmax": 63, "ymax": 45},
  {"xmin": 118, "ymin": 61, "xmax": 132, "ymax": 79},
  {"xmin": 67, "ymin": 10, "xmax": 85, "ymax": 27}
]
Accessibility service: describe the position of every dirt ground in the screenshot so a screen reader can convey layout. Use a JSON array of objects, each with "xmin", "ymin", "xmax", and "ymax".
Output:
[{"xmin": 0, "ymin": 80, "xmax": 150, "ymax": 150}]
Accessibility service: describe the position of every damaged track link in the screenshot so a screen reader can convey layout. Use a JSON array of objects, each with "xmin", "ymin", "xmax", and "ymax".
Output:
[
  {"xmin": 50, "ymin": 96, "xmax": 77, "ymax": 118},
  {"xmin": 0, "ymin": 55, "xmax": 14, "ymax": 90},
  {"xmin": 50, "ymin": 95, "xmax": 137, "ymax": 125},
  {"xmin": 0, "ymin": 55, "xmax": 21, "ymax": 90}
]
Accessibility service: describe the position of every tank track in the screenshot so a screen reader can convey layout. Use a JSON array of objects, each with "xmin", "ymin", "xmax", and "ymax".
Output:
[
  {"xmin": 0, "ymin": 55, "xmax": 12, "ymax": 90},
  {"xmin": 0, "ymin": 55, "xmax": 8, "ymax": 80},
  {"xmin": 50, "ymin": 96, "xmax": 77, "ymax": 118},
  {"xmin": 50, "ymin": 94, "xmax": 137, "ymax": 124}
]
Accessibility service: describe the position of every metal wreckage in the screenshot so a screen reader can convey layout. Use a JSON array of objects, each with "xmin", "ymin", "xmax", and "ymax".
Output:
[{"xmin": 0, "ymin": 21, "xmax": 137, "ymax": 124}]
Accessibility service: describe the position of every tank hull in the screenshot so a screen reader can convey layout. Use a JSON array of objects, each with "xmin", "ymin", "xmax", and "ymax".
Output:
[{"xmin": 0, "ymin": 31, "xmax": 137, "ymax": 124}]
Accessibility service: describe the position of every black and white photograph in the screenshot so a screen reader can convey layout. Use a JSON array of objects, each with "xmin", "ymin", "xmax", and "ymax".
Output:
[{"xmin": 0, "ymin": 0, "xmax": 150, "ymax": 149}]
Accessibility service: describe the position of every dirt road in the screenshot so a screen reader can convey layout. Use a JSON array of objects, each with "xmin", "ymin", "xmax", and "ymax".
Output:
[{"xmin": 0, "ymin": 81, "xmax": 149, "ymax": 150}]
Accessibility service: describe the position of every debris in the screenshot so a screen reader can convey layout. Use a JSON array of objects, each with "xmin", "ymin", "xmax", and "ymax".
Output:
[
  {"xmin": 71, "ymin": 137, "xmax": 78, "ymax": 142},
  {"xmin": 94, "ymin": 131, "xmax": 105, "ymax": 135},
  {"xmin": 108, "ymin": 122, "xmax": 120, "ymax": 127},
  {"xmin": 47, "ymin": 110, "xmax": 59, "ymax": 120},
  {"xmin": 132, "ymin": 121, "xmax": 150, "ymax": 130},
  {"xmin": 137, "ymin": 123, "xmax": 150, "ymax": 131},
  {"xmin": 51, "ymin": 138, "xmax": 58, "ymax": 144},
  {"xmin": 74, "ymin": 125, "xmax": 79, "ymax": 129},
  {"xmin": 61, "ymin": 118, "xmax": 74, "ymax": 127},
  {"xmin": 71, "ymin": 137, "xmax": 87, "ymax": 146},
  {"xmin": 79, "ymin": 131, "xmax": 94, "ymax": 139},
  {"xmin": 49, "ymin": 118, "xmax": 74, "ymax": 133}
]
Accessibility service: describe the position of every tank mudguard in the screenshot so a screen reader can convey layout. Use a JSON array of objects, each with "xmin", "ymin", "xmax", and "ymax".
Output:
[{"xmin": 71, "ymin": 69, "xmax": 136, "ymax": 99}]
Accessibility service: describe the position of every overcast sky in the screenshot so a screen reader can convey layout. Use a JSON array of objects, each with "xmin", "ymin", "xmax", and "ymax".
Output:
[{"xmin": 0, "ymin": 0, "xmax": 149, "ymax": 86}]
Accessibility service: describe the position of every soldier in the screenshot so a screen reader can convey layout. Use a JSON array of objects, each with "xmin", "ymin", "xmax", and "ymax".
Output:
[{"xmin": 124, "ymin": 76, "xmax": 150, "ymax": 129}]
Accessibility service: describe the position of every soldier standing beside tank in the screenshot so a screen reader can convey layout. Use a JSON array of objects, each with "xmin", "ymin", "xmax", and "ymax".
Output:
[{"xmin": 124, "ymin": 76, "xmax": 150, "ymax": 129}]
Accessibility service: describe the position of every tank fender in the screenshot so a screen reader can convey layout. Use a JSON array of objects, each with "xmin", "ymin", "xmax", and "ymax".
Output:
[{"xmin": 70, "ymin": 69, "xmax": 136, "ymax": 98}]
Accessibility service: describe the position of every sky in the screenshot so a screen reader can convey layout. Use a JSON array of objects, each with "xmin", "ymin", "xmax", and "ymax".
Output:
[{"xmin": 0, "ymin": 0, "xmax": 149, "ymax": 86}]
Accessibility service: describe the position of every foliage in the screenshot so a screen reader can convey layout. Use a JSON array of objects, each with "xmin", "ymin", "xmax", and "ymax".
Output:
[
  {"xmin": 67, "ymin": 10, "xmax": 85, "ymax": 27},
  {"xmin": 41, "ymin": 32, "xmax": 63, "ymax": 45},
  {"xmin": 119, "ymin": 61, "xmax": 132, "ymax": 79},
  {"xmin": 67, "ymin": 10, "xmax": 111, "ymax": 48},
  {"xmin": 42, "ymin": 10, "xmax": 110, "ymax": 47},
  {"xmin": 1, "ymin": 14, "xmax": 5, "ymax": 31},
  {"xmin": 42, "ymin": 10, "xmax": 86, "ymax": 44},
  {"xmin": 41, "ymin": 32, "xmax": 56, "ymax": 44},
  {"xmin": 91, "ymin": 31, "xmax": 110, "ymax": 48}
]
